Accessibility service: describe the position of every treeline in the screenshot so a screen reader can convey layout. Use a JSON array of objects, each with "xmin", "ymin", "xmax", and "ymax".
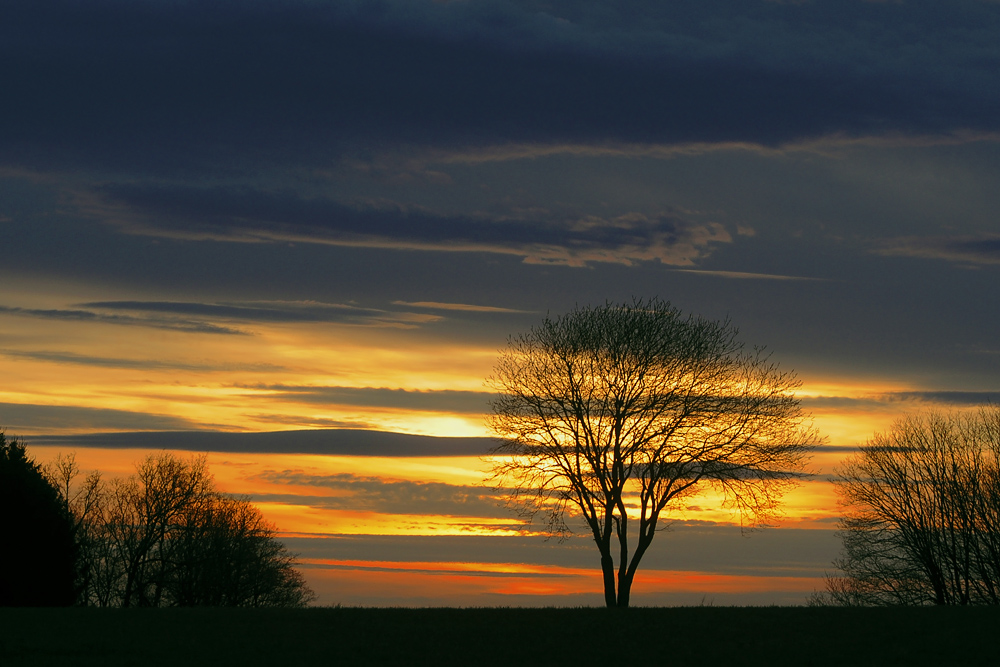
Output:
[
  {"xmin": 2, "ymin": 431, "xmax": 313, "ymax": 607},
  {"xmin": 824, "ymin": 406, "xmax": 1000, "ymax": 606}
]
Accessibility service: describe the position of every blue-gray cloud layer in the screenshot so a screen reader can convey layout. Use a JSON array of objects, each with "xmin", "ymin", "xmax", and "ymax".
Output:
[
  {"xmin": 3, "ymin": 0, "xmax": 999, "ymax": 176},
  {"xmin": 0, "ymin": 299, "xmax": 445, "ymax": 334},
  {"xmin": 26, "ymin": 429, "xmax": 496, "ymax": 456},
  {"xmin": 0, "ymin": 403, "xmax": 200, "ymax": 433},
  {"xmin": 92, "ymin": 183, "xmax": 731, "ymax": 266},
  {"xmin": 250, "ymin": 471, "xmax": 507, "ymax": 519},
  {"xmin": 803, "ymin": 391, "xmax": 1000, "ymax": 410},
  {"xmin": 237, "ymin": 385, "xmax": 492, "ymax": 414},
  {"xmin": 3, "ymin": 0, "xmax": 1000, "ymax": 429},
  {"xmin": 284, "ymin": 526, "xmax": 840, "ymax": 578},
  {"xmin": 0, "ymin": 305, "xmax": 244, "ymax": 335}
]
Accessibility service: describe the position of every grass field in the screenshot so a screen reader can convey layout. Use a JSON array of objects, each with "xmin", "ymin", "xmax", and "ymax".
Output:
[{"xmin": 1, "ymin": 606, "xmax": 996, "ymax": 666}]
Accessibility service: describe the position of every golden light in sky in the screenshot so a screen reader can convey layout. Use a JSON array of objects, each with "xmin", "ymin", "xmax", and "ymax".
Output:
[{"xmin": 10, "ymin": 288, "xmax": 985, "ymax": 605}]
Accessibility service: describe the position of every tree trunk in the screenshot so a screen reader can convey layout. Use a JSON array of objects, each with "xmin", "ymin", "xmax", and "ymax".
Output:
[
  {"xmin": 617, "ymin": 573, "xmax": 632, "ymax": 608},
  {"xmin": 600, "ymin": 551, "xmax": 617, "ymax": 608},
  {"xmin": 617, "ymin": 532, "xmax": 654, "ymax": 608}
]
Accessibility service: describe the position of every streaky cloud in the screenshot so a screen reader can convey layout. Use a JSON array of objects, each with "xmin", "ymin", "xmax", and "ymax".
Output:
[
  {"xmin": 280, "ymin": 528, "xmax": 840, "ymax": 578},
  {"xmin": 240, "ymin": 415, "xmax": 374, "ymax": 431},
  {"xmin": 0, "ymin": 305, "xmax": 244, "ymax": 335},
  {"xmin": 235, "ymin": 384, "xmax": 492, "ymax": 414},
  {"xmin": 886, "ymin": 391, "xmax": 1000, "ymax": 405},
  {"xmin": 876, "ymin": 234, "xmax": 1000, "ymax": 266},
  {"xmin": 0, "ymin": 402, "xmax": 200, "ymax": 434},
  {"xmin": 671, "ymin": 269, "xmax": 825, "ymax": 281},
  {"xmin": 389, "ymin": 132, "xmax": 1000, "ymax": 169},
  {"xmin": 88, "ymin": 183, "xmax": 734, "ymax": 267},
  {"xmin": 0, "ymin": 349, "xmax": 289, "ymax": 373},
  {"xmin": 78, "ymin": 299, "xmax": 439, "ymax": 327},
  {"xmin": 391, "ymin": 301, "xmax": 534, "ymax": 314},
  {"xmin": 25, "ymin": 428, "xmax": 496, "ymax": 457},
  {"xmin": 249, "ymin": 472, "xmax": 507, "ymax": 519},
  {"xmin": 7, "ymin": 0, "xmax": 996, "ymax": 176},
  {"xmin": 803, "ymin": 391, "xmax": 1000, "ymax": 410}
]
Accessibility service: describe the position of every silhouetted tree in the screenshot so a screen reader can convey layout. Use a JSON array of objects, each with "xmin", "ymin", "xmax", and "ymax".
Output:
[
  {"xmin": 0, "ymin": 430, "xmax": 78, "ymax": 606},
  {"xmin": 168, "ymin": 492, "xmax": 313, "ymax": 607},
  {"xmin": 45, "ymin": 453, "xmax": 105, "ymax": 605},
  {"xmin": 826, "ymin": 406, "xmax": 1000, "ymax": 606},
  {"xmin": 57, "ymin": 452, "xmax": 313, "ymax": 607},
  {"xmin": 487, "ymin": 299, "xmax": 816, "ymax": 607}
]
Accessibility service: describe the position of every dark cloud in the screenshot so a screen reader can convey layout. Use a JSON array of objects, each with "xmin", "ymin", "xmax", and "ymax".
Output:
[
  {"xmin": 78, "ymin": 299, "xmax": 438, "ymax": 327},
  {"xmin": 0, "ymin": 305, "xmax": 244, "ymax": 335},
  {"xmin": 887, "ymin": 391, "xmax": 1000, "ymax": 406},
  {"xmin": 250, "ymin": 471, "xmax": 507, "ymax": 519},
  {"xmin": 3, "ymin": 0, "xmax": 998, "ymax": 178},
  {"xmin": 237, "ymin": 385, "xmax": 492, "ymax": 414},
  {"xmin": 89, "ymin": 183, "xmax": 733, "ymax": 267},
  {"xmin": 803, "ymin": 391, "xmax": 1000, "ymax": 410},
  {"xmin": 391, "ymin": 301, "xmax": 534, "ymax": 314},
  {"xmin": 0, "ymin": 299, "xmax": 442, "ymax": 336},
  {"xmin": 0, "ymin": 349, "xmax": 289, "ymax": 373},
  {"xmin": 25, "ymin": 428, "xmax": 496, "ymax": 456},
  {"xmin": 0, "ymin": 403, "xmax": 199, "ymax": 434},
  {"xmin": 239, "ymin": 415, "xmax": 374, "ymax": 431},
  {"xmin": 282, "ymin": 526, "xmax": 840, "ymax": 577},
  {"xmin": 877, "ymin": 234, "xmax": 1000, "ymax": 266}
]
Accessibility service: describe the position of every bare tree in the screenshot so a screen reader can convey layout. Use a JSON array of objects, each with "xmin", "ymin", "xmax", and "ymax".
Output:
[
  {"xmin": 487, "ymin": 299, "xmax": 816, "ymax": 607},
  {"xmin": 54, "ymin": 451, "xmax": 313, "ymax": 607},
  {"xmin": 828, "ymin": 406, "xmax": 1000, "ymax": 606},
  {"xmin": 99, "ymin": 453, "xmax": 214, "ymax": 607},
  {"xmin": 169, "ymin": 492, "xmax": 313, "ymax": 607},
  {"xmin": 46, "ymin": 453, "xmax": 103, "ymax": 604}
]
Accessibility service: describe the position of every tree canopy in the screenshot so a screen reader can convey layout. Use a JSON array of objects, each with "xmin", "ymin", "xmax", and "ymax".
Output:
[{"xmin": 487, "ymin": 299, "xmax": 816, "ymax": 607}]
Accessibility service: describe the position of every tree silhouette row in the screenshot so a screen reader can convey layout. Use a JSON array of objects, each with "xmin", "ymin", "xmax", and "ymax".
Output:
[{"xmin": 2, "ymin": 436, "xmax": 313, "ymax": 607}]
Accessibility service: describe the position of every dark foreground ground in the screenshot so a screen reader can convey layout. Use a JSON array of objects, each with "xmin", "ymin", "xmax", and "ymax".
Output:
[{"xmin": 1, "ymin": 606, "xmax": 996, "ymax": 666}]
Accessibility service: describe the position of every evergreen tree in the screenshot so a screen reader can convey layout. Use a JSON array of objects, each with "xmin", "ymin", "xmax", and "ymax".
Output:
[{"xmin": 0, "ymin": 430, "xmax": 78, "ymax": 606}]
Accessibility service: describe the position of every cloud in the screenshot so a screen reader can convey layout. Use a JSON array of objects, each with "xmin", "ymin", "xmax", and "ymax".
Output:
[
  {"xmin": 4, "ymin": 0, "xmax": 999, "ymax": 178},
  {"xmin": 281, "ymin": 526, "xmax": 840, "ymax": 577},
  {"xmin": 25, "ymin": 428, "xmax": 497, "ymax": 456},
  {"xmin": 391, "ymin": 301, "xmax": 533, "ymax": 314},
  {"xmin": 803, "ymin": 391, "xmax": 1000, "ymax": 410},
  {"xmin": 239, "ymin": 415, "xmax": 375, "ymax": 431},
  {"xmin": 671, "ymin": 269, "xmax": 823, "ymax": 281},
  {"xmin": 0, "ymin": 403, "xmax": 200, "ymax": 434},
  {"xmin": 251, "ymin": 471, "xmax": 507, "ymax": 519},
  {"xmin": 78, "ymin": 299, "xmax": 440, "ymax": 327},
  {"xmin": 886, "ymin": 391, "xmax": 1000, "ymax": 406},
  {"xmin": 876, "ymin": 234, "xmax": 1000, "ymax": 266},
  {"xmin": 235, "ymin": 385, "xmax": 492, "ymax": 414},
  {"xmin": 1, "ymin": 299, "xmax": 441, "ymax": 334},
  {"xmin": 0, "ymin": 349, "xmax": 289, "ymax": 373},
  {"xmin": 87, "ymin": 184, "xmax": 733, "ymax": 267},
  {"xmin": 0, "ymin": 305, "xmax": 244, "ymax": 335}
]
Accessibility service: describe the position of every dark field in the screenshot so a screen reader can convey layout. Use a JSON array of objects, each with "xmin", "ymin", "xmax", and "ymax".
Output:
[{"xmin": 1, "ymin": 606, "xmax": 996, "ymax": 666}]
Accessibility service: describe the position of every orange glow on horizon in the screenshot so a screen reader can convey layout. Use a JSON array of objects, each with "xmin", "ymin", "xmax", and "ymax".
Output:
[{"xmin": 301, "ymin": 559, "xmax": 823, "ymax": 605}]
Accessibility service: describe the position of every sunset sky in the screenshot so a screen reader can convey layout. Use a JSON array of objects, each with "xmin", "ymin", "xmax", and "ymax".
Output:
[{"xmin": 3, "ymin": 0, "xmax": 1000, "ymax": 606}]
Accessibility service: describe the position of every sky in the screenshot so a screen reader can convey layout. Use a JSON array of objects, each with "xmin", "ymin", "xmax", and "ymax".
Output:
[{"xmin": 3, "ymin": 0, "xmax": 1000, "ymax": 606}]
